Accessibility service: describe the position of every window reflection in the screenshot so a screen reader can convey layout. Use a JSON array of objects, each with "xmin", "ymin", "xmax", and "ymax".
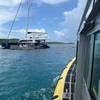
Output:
[{"xmin": 91, "ymin": 33, "xmax": 100, "ymax": 100}]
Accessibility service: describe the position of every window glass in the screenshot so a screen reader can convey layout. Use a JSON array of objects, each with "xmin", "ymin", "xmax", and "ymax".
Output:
[{"xmin": 91, "ymin": 33, "xmax": 100, "ymax": 99}]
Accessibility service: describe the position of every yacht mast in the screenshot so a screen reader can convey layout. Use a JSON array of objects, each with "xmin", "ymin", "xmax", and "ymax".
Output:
[{"xmin": 26, "ymin": 0, "xmax": 31, "ymax": 38}]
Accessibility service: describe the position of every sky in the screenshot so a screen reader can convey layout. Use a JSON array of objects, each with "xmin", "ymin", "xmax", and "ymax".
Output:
[{"xmin": 0, "ymin": 0, "xmax": 87, "ymax": 42}]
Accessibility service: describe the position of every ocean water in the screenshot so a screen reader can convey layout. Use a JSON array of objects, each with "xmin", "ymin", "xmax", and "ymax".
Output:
[{"xmin": 0, "ymin": 44, "xmax": 75, "ymax": 100}]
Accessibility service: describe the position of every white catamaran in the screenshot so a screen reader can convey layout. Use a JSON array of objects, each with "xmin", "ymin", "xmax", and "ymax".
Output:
[{"xmin": 0, "ymin": 0, "xmax": 49, "ymax": 49}]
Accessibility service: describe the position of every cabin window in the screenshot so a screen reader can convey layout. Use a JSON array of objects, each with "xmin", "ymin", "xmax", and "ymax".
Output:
[{"xmin": 91, "ymin": 33, "xmax": 100, "ymax": 100}]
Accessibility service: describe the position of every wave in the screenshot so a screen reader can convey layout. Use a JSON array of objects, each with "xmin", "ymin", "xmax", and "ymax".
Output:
[
  {"xmin": 53, "ymin": 75, "xmax": 60, "ymax": 85},
  {"xmin": 20, "ymin": 88, "xmax": 53, "ymax": 100}
]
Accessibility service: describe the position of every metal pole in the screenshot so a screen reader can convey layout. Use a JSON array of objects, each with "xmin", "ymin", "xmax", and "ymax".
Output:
[{"xmin": 26, "ymin": 0, "xmax": 31, "ymax": 38}]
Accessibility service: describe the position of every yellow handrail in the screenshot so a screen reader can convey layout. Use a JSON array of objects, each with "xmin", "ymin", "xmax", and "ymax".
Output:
[{"xmin": 53, "ymin": 57, "xmax": 76, "ymax": 100}]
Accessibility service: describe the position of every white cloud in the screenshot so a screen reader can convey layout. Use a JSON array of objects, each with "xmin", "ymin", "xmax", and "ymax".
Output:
[
  {"xmin": 0, "ymin": 0, "xmax": 27, "ymax": 23},
  {"xmin": 28, "ymin": 28, "xmax": 46, "ymax": 33},
  {"xmin": 39, "ymin": 0, "xmax": 68, "ymax": 5},
  {"xmin": 0, "ymin": 7, "xmax": 16, "ymax": 38},
  {"xmin": 0, "ymin": 0, "xmax": 23, "ymax": 26},
  {"xmin": 0, "ymin": 0, "xmax": 27, "ymax": 38},
  {"xmin": 55, "ymin": 0, "xmax": 87, "ymax": 42},
  {"xmin": 0, "ymin": 28, "xmax": 47, "ymax": 39},
  {"xmin": 0, "ymin": 0, "xmax": 23, "ymax": 7},
  {"xmin": 0, "ymin": 0, "xmax": 87, "ymax": 43},
  {"xmin": 54, "ymin": 30, "xmax": 65, "ymax": 36},
  {"xmin": 0, "ymin": 8, "xmax": 15, "ymax": 26},
  {"xmin": 16, "ymin": 28, "xmax": 47, "ymax": 38}
]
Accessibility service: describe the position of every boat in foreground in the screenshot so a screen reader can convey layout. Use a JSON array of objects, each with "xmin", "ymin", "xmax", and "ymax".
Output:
[
  {"xmin": 53, "ymin": 58, "xmax": 76, "ymax": 100},
  {"xmin": 53, "ymin": 0, "xmax": 100, "ymax": 100}
]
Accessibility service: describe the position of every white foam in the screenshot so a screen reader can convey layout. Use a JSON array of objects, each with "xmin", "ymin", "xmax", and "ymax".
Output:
[{"xmin": 53, "ymin": 75, "xmax": 60, "ymax": 84}]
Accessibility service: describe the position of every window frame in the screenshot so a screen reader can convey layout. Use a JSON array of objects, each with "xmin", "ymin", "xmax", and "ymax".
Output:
[{"xmin": 89, "ymin": 30, "xmax": 100, "ymax": 100}]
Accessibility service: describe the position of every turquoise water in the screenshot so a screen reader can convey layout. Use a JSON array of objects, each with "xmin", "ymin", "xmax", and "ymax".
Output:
[{"xmin": 0, "ymin": 44, "xmax": 75, "ymax": 100}]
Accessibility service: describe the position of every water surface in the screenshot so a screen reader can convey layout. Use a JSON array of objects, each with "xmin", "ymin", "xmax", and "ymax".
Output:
[{"xmin": 0, "ymin": 44, "xmax": 75, "ymax": 100}]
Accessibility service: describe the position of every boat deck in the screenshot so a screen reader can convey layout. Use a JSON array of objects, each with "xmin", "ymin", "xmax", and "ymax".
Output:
[
  {"xmin": 63, "ymin": 62, "xmax": 76, "ymax": 100},
  {"xmin": 53, "ymin": 58, "xmax": 76, "ymax": 100}
]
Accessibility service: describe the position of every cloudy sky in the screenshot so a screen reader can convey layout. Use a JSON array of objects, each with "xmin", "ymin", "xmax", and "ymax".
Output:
[{"xmin": 0, "ymin": 0, "xmax": 87, "ymax": 42}]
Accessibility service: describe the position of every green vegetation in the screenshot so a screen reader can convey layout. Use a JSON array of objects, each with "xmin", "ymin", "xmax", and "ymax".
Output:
[
  {"xmin": 0, "ymin": 39, "xmax": 75, "ymax": 45},
  {"xmin": 47, "ymin": 42, "xmax": 66, "ymax": 44},
  {"xmin": 0, "ymin": 39, "xmax": 19, "ymax": 44},
  {"xmin": 47, "ymin": 41, "xmax": 75, "ymax": 44}
]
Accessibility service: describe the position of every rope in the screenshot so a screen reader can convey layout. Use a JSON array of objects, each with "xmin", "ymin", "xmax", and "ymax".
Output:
[{"xmin": 8, "ymin": 0, "xmax": 23, "ymax": 39}]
